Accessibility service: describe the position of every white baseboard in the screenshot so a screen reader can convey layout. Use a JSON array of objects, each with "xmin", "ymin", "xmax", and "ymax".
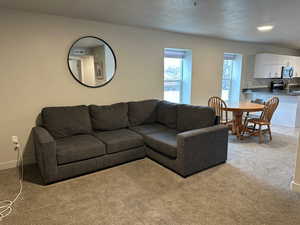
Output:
[
  {"xmin": 0, "ymin": 160, "xmax": 17, "ymax": 170},
  {"xmin": 291, "ymin": 181, "xmax": 300, "ymax": 193}
]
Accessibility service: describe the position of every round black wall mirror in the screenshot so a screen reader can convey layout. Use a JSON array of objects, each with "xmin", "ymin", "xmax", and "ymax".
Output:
[{"xmin": 68, "ymin": 36, "xmax": 117, "ymax": 88}]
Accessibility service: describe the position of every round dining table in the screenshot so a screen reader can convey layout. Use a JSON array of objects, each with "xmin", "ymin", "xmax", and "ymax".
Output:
[{"xmin": 223, "ymin": 102, "xmax": 265, "ymax": 139}]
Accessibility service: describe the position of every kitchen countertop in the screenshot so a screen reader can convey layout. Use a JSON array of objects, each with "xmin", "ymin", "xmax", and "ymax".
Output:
[{"xmin": 242, "ymin": 87, "xmax": 300, "ymax": 96}]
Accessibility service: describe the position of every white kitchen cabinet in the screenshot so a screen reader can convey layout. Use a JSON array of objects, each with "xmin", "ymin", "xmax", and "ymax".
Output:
[
  {"xmin": 254, "ymin": 54, "xmax": 282, "ymax": 78},
  {"xmin": 265, "ymin": 54, "xmax": 281, "ymax": 65},
  {"xmin": 254, "ymin": 53, "xmax": 300, "ymax": 79},
  {"xmin": 254, "ymin": 54, "xmax": 270, "ymax": 78},
  {"xmin": 269, "ymin": 65, "xmax": 282, "ymax": 78},
  {"xmin": 280, "ymin": 55, "xmax": 294, "ymax": 66}
]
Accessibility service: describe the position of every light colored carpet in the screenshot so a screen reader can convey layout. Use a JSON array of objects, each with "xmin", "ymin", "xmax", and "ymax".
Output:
[{"xmin": 1, "ymin": 131, "xmax": 300, "ymax": 225}]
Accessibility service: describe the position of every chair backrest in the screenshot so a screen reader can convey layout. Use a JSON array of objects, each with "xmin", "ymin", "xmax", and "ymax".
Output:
[
  {"xmin": 208, "ymin": 96, "xmax": 228, "ymax": 122},
  {"xmin": 260, "ymin": 97, "xmax": 279, "ymax": 122}
]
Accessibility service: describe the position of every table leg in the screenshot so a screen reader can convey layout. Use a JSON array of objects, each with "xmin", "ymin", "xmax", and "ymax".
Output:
[{"xmin": 232, "ymin": 111, "xmax": 243, "ymax": 139}]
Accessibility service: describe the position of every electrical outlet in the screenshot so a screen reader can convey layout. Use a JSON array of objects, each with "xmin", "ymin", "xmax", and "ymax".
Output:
[
  {"xmin": 12, "ymin": 136, "xmax": 19, "ymax": 144},
  {"xmin": 12, "ymin": 136, "xmax": 20, "ymax": 151}
]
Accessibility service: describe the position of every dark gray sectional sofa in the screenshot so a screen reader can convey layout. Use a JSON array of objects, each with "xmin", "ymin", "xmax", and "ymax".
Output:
[{"xmin": 33, "ymin": 100, "xmax": 228, "ymax": 184}]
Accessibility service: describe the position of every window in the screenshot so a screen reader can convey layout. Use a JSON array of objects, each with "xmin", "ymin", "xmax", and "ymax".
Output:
[
  {"xmin": 164, "ymin": 57, "xmax": 183, "ymax": 103},
  {"xmin": 164, "ymin": 49, "xmax": 192, "ymax": 104},
  {"xmin": 222, "ymin": 58, "xmax": 234, "ymax": 101},
  {"xmin": 221, "ymin": 53, "xmax": 242, "ymax": 104}
]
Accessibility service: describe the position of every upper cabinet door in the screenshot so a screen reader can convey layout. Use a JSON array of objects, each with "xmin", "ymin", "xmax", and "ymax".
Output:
[
  {"xmin": 269, "ymin": 65, "xmax": 282, "ymax": 78},
  {"xmin": 254, "ymin": 54, "xmax": 268, "ymax": 78},
  {"xmin": 254, "ymin": 54, "xmax": 280, "ymax": 78},
  {"xmin": 279, "ymin": 55, "xmax": 294, "ymax": 66},
  {"xmin": 264, "ymin": 54, "xmax": 281, "ymax": 65},
  {"xmin": 254, "ymin": 53, "xmax": 298, "ymax": 78}
]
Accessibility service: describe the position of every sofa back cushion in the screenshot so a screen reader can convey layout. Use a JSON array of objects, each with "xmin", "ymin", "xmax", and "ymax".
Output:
[
  {"xmin": 157, "ymin": 101, "xmax": 177, "ymax": 129},
  {"xmin": 128, "ymin": 99, "xmax": 159, "ymax": 126},
  {"xmin": 89, "ymin": 103, "xmax": 128, "ymax": 131},
  {"xmin": 177, "ymin": 104, "xmax": 216, "ymax": 132},
  {"xmin": 42, "ymin": 105, "xmax": 92, "ymax": 139}
]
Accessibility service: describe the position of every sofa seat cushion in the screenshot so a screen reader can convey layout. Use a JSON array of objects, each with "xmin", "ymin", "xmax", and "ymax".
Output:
[
  {"xmin": 94, "ymin": 129, "xmax": 144, "ymax": 154},
  {"xmin": 89, "ymin": 103, "xmax": 128, "ymax": 131},
  {"xmin": 128, "ymin": 99, "xmax": 159, "ymax": 126},
  {"xmin": 129, "ymin": 123, "xmax": 169, "ymax": 136},
  {"xmin": 42, "ymin": 105, "xmax": 92, "ymax": 139},
  {"xmin": 56, "ymin": 135, "xmax": 106, "ymax": 165},
  {"xmin": 144, "ymin": 130, "xmax": 179, "ymax": 159}
]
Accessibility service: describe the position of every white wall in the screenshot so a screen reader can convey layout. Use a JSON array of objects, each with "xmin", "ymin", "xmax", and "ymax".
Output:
[{"xmin": 0, "ymin": 9, "xmax": 299, "ymax": 169}]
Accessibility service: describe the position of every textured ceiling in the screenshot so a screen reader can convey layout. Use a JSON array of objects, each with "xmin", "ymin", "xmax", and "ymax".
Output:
[{"xmin": 1, "ymin": 0, "xmax": 300, "ymax": 49}]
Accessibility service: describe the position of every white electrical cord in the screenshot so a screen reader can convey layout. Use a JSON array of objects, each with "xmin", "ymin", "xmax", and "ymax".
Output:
[{"xmin": 0, "ymin": 143, "xmax": 23, "ymax": 221}]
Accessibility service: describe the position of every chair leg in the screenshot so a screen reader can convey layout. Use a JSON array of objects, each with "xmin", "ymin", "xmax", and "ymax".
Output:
[
  {"xmin": 243, "ymin": 114, "xmax": 248, "ymax": 127},
  {"xmin": 258, "ymin": 124, "xmax": 263, "ymax": 144},
  {"xmin": 268, "ymin": 125, "xmax": 272, "ymax": 141},
  {"xmin": 242, "ymin": 120, "xmax": 249, "ymax": 136}
]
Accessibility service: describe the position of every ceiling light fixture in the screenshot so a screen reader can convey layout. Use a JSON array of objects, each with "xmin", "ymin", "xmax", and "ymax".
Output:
[{"xmin": 257, "ymin": 25, "xmax": 274, "ymax": 32}]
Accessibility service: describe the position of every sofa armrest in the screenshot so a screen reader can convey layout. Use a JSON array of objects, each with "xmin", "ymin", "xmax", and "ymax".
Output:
[
  {"xmin": 32, "ymin": 126, "xmax": 58, "ymax": 184},
  {"xmin": 177, "ymin": 125, "xmax": 228, "ymax": 177}
]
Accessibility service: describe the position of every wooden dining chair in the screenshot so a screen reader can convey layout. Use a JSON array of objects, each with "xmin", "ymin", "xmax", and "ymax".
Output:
[
  {"xmin": 208, "ymin": 96, "xmax": 231, "ymax": 126},
  {"xmin": 243, "ymin": 99, "xmax": 265, "ymax": 125},
  {"xmin": 242, "ymin": 97, "xmax": 279, "ymax": 143}
]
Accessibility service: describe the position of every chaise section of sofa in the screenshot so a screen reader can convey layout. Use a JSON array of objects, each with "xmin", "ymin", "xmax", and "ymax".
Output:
[
  {"xmin": 33, "ymin": 100, "xmax": 228, "ymax": 184},
  {"xmin": 142, "ymin": 101, "xmax": 228, "ymax": 177},
  {"xmin": 146, "ymin": 124, "xmax": 228, "ymax": 177}
]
